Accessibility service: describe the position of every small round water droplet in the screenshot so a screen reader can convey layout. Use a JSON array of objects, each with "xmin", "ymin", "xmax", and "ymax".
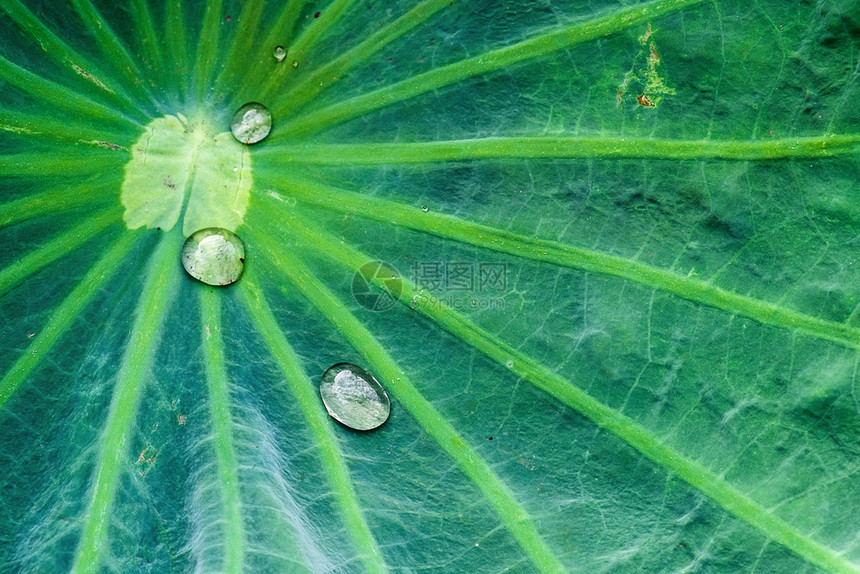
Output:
[
  {"xmin": 273, "ymin": 45, "xmax": 286, "ymax": 62},
  {"xmin": 231, "ymin": 102, "xmax": 272, "ymax": 145},
  {"xmin": 291, "ymin": 60, "xmax": 299, "ymax": 68},
  {"xmin": 181, "ymin": 228, "xmax": 245, "ymax": 286},
  {"xmin": 421, "ymin": 205, "xmax": 429, "ymax": 212},
  {"xmin": 505, "ymin": 360, "xmax": 513, "ymax": 368},
  {"xmin": 320, "ymin": 363, "xmax": 390, "ymax": 431}
]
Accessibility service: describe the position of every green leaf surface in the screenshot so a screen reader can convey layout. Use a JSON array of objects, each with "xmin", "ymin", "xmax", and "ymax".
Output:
[{"xmin": 1, "ymin": 0, "xmax": 859, "ymax": 572}]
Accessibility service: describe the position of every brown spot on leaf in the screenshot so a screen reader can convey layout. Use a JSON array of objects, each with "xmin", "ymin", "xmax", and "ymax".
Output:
[
  {"xmin": 636, "ymin": 94, "xmax": 655, "ymax": 107},
  {"xmin": 94, "ymin": 141, "xmax": 124, "ymax": 150}
]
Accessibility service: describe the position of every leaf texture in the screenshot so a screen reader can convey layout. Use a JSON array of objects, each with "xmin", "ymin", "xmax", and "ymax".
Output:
[{"xmin": 1, "ymin": 0, "xmax": 859, "ymax": 572}]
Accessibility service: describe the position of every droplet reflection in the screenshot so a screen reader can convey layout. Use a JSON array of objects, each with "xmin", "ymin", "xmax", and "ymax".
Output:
[
  {"xmin": 320, "ymin": 363, "xmax": 390, "ymax": 431},
  {"xmin": 181, "ymin": 228, "xmax": 245, "ymax": 286},
  {"xmin": 230, "ymin": 102, "xmax": 272, "ymax": 144},
  {"xmin": 273, "ymin": 45, "xmax": 286, "ymax": 62}
]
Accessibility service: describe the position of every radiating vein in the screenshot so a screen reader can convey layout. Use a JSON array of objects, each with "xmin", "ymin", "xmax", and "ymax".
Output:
[
  {"xmin": 258, "ymin": 135, "xmax": 860, "ymax": 164},
  {"xmin": 268, "ymin": 0, "xmax": 458, "ymax": 115},
  {"xmin": 0, "ymin": 179, "xmax": 119, "ymax": 229},
  {"xmin": 165, "ymin": 0, "xmax": 190, "ymax": 104},
  {"xmin": 272, "ymin": 0, "xmax": 706, "ymax": 139},
  {"xmin": 238, "ymin": 273, "xmax": 387, "ymax": 574},
  {"xmin": 193, "ymin": 0, "xmax": 223, "ymax": 103},
  {"xmin": 247, "ymin": 224, "xmax": 567, "ymax": 574},
  {"xmin": 0, "ymin": 232, "xmax": 140, "ymax": 409},
  {"xmin": 261, "ymin": 0, "xmax": 306, "ymax": 49},
  {"xmin": 0, "ymin": 55, "xmax": 142, "ymax": 128},
  {"xmin": 259, "ymin": 0, "xmax": 359, "ymax": 103},
  {"xmin": 259, "ymin": 207, "xmax": 860, "ymax": 574},
  {"xmin": 398, "ymin": 269, "xmax": 860, "ymax": 574},
  {"xmin": 212, "ymin": 0, "xmax": 267, "ymax": 93},
  {"xmin": 226, "ymin": 0, "xmax": 305, "ymax": 111},
  {"xmin": 200, "ymin": 287, "xmax": 245, "ymax": 573},
  {"xmin": 67, "ymin": 0, "xmax": 160, "ymax": 111},
  {"xmin": 400, "ymin": 296, "xmax": 860, "ymax": 574},
  {"xmin": 0, "ymin": 210, "xmax": 121, "ymax": 298},
  {"xmin": 0, "ymin": 0, "xmax": 151, "ymax": 121},
  {"xmin": 288, "ymin": 0, "xmax": 357, "ymax": 60},
  {"xmin": 130, "ymin": 0, "xmax": 166, "ymax": 87},
  {"xmin": 0, "ymin": 109, "xmax": 132, "ymax": 146},
  {"xmin": 72, "ymin": 232, "xmax": 181, "ymax": 574},
  {"xmin": 257, "ymin": 177, "xmax": 860, "ymax": 351},
  {"xmin": 0, "ymin": 149, "xmax": 127, "ymax": 177}
]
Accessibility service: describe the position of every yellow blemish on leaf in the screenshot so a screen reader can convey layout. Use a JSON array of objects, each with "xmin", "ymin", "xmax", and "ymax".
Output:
[
  {"xmin": 0, "ymin": 124, "xmax": 35, "ymax": 135},
  {"xmin": 616, "ymin": 24, "xmax": 676, "ymax": 109},
  {"xmin": 121, "ymin": 114, "xmax": 252, "ymax": 235}
]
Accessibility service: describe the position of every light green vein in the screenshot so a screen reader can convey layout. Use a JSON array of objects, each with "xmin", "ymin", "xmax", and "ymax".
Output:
[
  {"xmin": 130, "ymin": 0, "xmax": 166, "ymax": 87},
  {"xmin": 193, "ymin": 0, "xmax": 223, "ymax": 103},
  {"xmin": 257, "ymin": 207, "xmax": 860, "ymax": 574},
  {"xmin": 0, "ymin": 232, "xmax": 140, "ymax": 410},
  {"xmin": 259, "ymin": 0, "xmax": 358, "ymax": 103},
  {"xmin": 246, "ymin": 224, "xmax": 567, "ymax": 574},
  {"xmin": 257, "ymin": 177, "xmax": 860, "ymax": 351},
  {"xmin": 289, "ymin": 0, "xmax": 357, "ymax": 59},
  {"xmin": 0, "ymin": 149, "xmax": 127, "ymax": 177},
  {"xmin": 0, "ymin": 0, "xmax": 150, "ymax": 121},
  {"xmin": 258, "ymin": 135, "xmax": 860, "ymax": 164},
  {"xmin": 0, "ymin": 55, "xmax": 141, "ymax": 128},
  {"xmin": 238, "ymin": 274, "xmax": 387, "ymax": 574},
  {"xmin": 272, "ymin": 0, "xmax": 706, "ymax": 140},
  {"xmin": 0, "ymin": 179, "xmax": 119, "ymax": 229},
  {"xmin": 0, "ymin": 211, "xmax": 121, "ymax": 298},
  {"xmin": 67, "ymin": 0, "xmax": 159, "ymax": 110},
  {"xmin": 212, "ymin": 0, "xmax": 267, "ymax": 93},
  {"xmin": 165, "ymin": 0, "xmax": 190, "ymax": 104},
  {"xmin": 394, "ymin": 292, "xmax": 860, "ymax": 574},
  {"xmin": 200, "ymin": 287, "xmax": 245, "ymax": 573},
  {"xmin": 0, "ymin": 108, "xmax": 131, "ymax": 146},
  {"xmin": 261, "ymin": 0, "xmax": 306, "ymax": 48},
  {"xmin": 225, "ymin": 0, "xmax": 305, "ymax": 111},
  {"xmin": 270, "ymin": 0, "xmax": 456, "ymax": 116},
  {"xmin": 72, "ymin": 232, "xmax": 181, "ymax": 574}
]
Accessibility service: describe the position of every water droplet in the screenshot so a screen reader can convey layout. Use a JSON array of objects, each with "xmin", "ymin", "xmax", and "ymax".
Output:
[
  {"xmin": 291, "ymin": 60, "xmax": 299, "ymax": 68},
  {"xmin": 320, "ymin": 363, "xmax": 390, "ymax": 431},
  {"xmin": 273, "ymin": 45, "xmax": 286, "ymax": 62},
  {"xmin": 505, "ymin": 360, "xmax": 513, "ymax": 368},
  {"xmin": 231, "ymin": 102, "xmax": 272, "ymax": 145},
  {"xmin": 421, "ymin": 205, "xmax": 429, "ymax": 212},
  {"xmin": 181, "ymin": 228, "xmax": 245, "ymax": 286}
]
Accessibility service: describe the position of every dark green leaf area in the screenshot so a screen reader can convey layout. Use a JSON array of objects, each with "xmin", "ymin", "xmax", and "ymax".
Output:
[
  {"xmin": 0, "ymin": 255, "xmax": 151, "ymax": 571},
  {"xmin": 333, "ymin": 267, "xmax": 834, "ymax": 573}
]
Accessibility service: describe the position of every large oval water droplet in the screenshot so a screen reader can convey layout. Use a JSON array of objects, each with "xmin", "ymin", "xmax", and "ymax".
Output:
[
  {"xmin": 231, "ymin": 102, "xmax": 272, "ymax": 144},
  {"xmin": 181, "ymin": 227, "xmax": 245, "ymax": 286},
  {"xmin": 273, "ymin": 45, "xmax": 286, "ymax": 62},
  {"xmin": 320, "ymin": 363, "xmax": 390, "ymax": 431}
]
